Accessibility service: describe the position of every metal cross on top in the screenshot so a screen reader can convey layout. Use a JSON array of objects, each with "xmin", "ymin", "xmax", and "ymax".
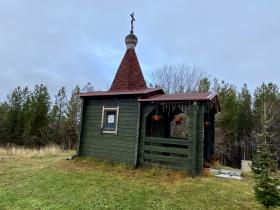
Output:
[{"xmin": 130, "ymin": 12, "xmax": 135, "ymax": 34}]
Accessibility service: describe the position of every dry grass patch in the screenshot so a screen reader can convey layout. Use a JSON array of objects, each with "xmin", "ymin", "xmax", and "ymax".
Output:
[
  {"xmin": 0, "ymin": 144, "xmax": 63, "ymax": 160},
  {"xmin": 59, "ymin": 157, "xmax": 191, "ymax": 186}
]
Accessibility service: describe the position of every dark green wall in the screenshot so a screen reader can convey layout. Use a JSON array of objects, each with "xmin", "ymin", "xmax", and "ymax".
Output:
[
  {"xmin": 195, "ymin": 104, "xmax": 204, "ymax": 174},
  {"xmin": 138, "ymin": 102, "xmax": 205, "ymax": 175},
  {"xmin": 78, "ymin": 97, "xmax": 209, "ymax": 175},
  {"xmin": 78, "ymin": 97, "xmax": 139, "ymax": 165}
]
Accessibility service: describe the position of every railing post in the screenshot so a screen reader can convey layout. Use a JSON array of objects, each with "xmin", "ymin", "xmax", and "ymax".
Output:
[
  {"xmin": 196, "ymin": 105, "xmax": 204, "ymax": 174},
  {"xmin": 190, "ymin": 102, "xmax": 198, "ymax": 175}
]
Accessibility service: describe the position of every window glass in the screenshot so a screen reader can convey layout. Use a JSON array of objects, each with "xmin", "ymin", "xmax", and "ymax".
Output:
[
  {"xmin": 104, "ymin": 111, "xmax": 116, "ymax": 129},
  {"xmin": 101, "ymin": 106, "xmax": 119, "ymax": 133}
]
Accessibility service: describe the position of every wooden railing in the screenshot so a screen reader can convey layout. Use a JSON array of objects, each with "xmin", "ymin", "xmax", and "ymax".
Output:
[{"xmin": 139, "ymin": 137, "xmax": 192, "ymax": 171}]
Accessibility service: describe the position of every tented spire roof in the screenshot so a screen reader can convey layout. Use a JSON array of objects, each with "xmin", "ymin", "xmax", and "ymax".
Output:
[{"xmin": 110, "ymin": 45, "xmax": 147, "ymax": 91}]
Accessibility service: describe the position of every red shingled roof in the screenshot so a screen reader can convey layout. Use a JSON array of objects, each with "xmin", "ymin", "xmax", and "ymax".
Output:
[
  {"xmin": 110, "ymin": 48, "xmax": 147, "ymax": 91},
  {"xmin": 138, "ymin": 92, "xmax": 218, "ymax": 101}
]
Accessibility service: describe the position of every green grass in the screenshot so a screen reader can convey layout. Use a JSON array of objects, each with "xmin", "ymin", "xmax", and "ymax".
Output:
[{"xmin": 0, "ymin": 151, "xmax": 277, "ymax": 210}]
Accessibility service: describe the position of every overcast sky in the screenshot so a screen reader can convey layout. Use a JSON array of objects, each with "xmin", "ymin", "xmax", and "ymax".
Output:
[{"xmin": 0, "ymin": 0, "xmax": 280, "ymax": 100}]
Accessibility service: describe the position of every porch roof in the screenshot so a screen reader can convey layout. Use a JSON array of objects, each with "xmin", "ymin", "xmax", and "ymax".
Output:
[{"xmin": 138, "ymin": 92, "xmax": 218, "ymax": 102}]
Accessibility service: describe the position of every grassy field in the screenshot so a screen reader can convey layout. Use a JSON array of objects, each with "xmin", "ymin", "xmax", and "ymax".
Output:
[{"xmin": 0, "ymin": 147, "xmax": 276, "ymax": 210}]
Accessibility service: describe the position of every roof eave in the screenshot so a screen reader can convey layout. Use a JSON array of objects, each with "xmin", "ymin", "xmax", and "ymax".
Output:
[{"xmin": 78, "ymin": 88, "xmax": 164, "ymax": 97}]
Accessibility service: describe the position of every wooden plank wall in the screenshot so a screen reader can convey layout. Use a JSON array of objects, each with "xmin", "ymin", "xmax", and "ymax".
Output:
[
  {"xmin": 138, "ymin": 102, "xmax": 205, "ymax": 175},
  {"xmin": 78, "ymin": 97, "xmax": 139, "ymax": 165},
  {"xmin": 195, "ymin": 104, "xmax": 204, "ymax": 174},
  {"xmin": 139, "ymin": 136, "xmax": 192, "ymax": 171}
]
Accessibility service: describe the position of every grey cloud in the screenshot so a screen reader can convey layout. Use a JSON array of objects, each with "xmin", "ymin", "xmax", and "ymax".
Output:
[{"xmin": 0, "ymin": 0, "xmax": 280, "ymax": 100}]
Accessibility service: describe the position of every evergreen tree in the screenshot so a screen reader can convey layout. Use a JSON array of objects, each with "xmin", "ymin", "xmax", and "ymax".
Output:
[
  {"xmin": 214, "ymin": 80, "xmax": 239, "ymax": 166},
  {"xmin": 20, "ymin": 87, "xmax": 33, "ymax": 145},
  {"xmin": 50, "ymin": 87, "xmax": 67, "ymax": 146},
  {"xmin": 236, "ymin": 84, "xmax": 254, "ymax": 161},
  {"xmin": 29, "ymin": 84, "xmax": 51, "ymax": 146},
  {"xmin": 1, "ymin": 86, "xmax": 34, "ymax": 146},
  {"xmin": 5, "ymin": 86, "xmax": 25, "ymax": 144},
  {"xmin": 64, "ymin": 85, "xmax": 81, "ymax": 149},
  {"xmin": 198, "ymin": 77, "xmax": 211, "ymax": 93},
  {"xmin": 253, "ymin": 101, "xmax": 280, "ymax": 209},
  {"xmin": 0, "ymin": 102, "xmax": 9, "ymax": 145}
]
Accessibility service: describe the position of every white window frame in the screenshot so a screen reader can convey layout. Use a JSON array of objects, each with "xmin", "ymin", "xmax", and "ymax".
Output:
[{"xmin": 101, "ymin": 106, "xmax": 119, "ymax": 134}]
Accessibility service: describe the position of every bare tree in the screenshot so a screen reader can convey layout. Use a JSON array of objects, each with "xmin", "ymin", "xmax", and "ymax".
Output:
[
  {"xmin": 151, "ymin": 64, "xmax": 206, "ymax": 93},
  {"xmin": 254, "ymin": 83, "xmax": 280, "ymax": 169},
  {"xmin": 82, "ymin": 82, "xmax": 94, "ymax": 93}
]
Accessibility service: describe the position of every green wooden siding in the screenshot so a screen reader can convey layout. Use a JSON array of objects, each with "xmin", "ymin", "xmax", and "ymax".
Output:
[
  {"xmin": 190, "ymin": 103, "xmax": 198, "ymax": 174},
  {"xmin": 78, "ymin": 97, "xmax": 207, "ymax": 175},
  {"xmin": 195, "ymin": 104, "xmax": 205, "ymax": 174},
  {"xmin": 138, "ymin": 102, "xmax": 205, "ymax": 175},
  {"xmin": 78, "ymin": 97, "xmax": 139, "ymax": 165}
]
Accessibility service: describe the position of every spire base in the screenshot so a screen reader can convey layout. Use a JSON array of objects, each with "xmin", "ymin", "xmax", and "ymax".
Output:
[{"xmin": 125, "ymin": 33, "xmax": 138, "ymax": 49}]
